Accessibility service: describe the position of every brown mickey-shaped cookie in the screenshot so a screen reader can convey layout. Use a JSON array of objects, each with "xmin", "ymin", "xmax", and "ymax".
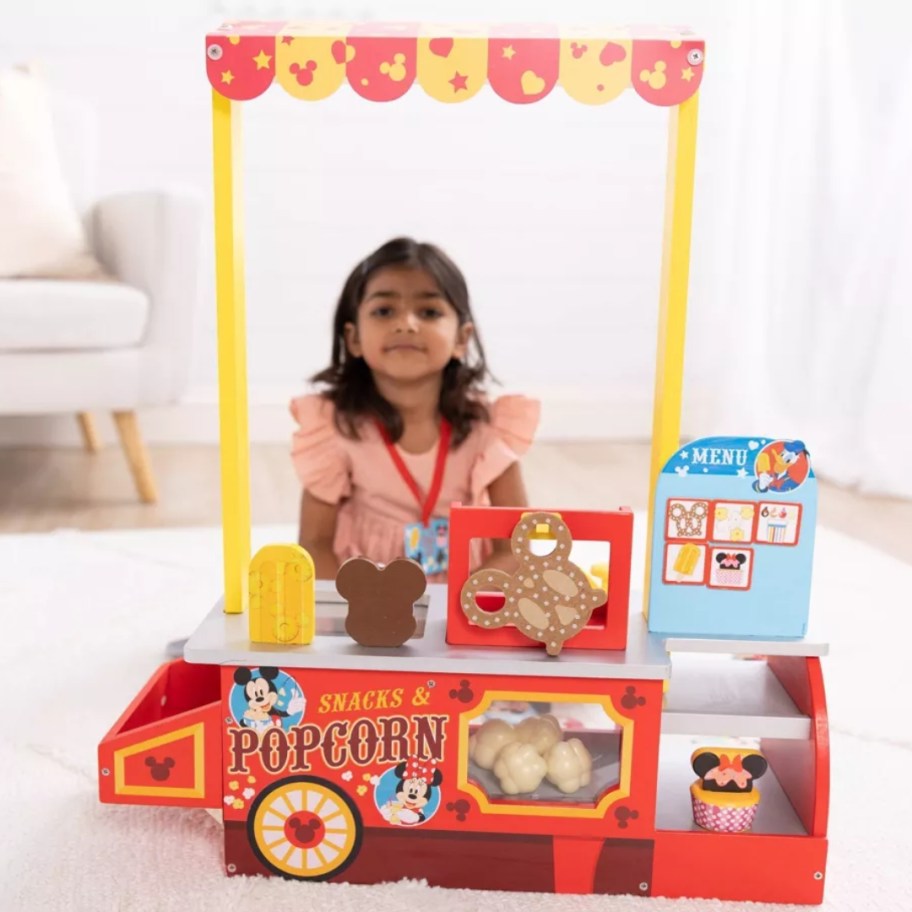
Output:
[
  {"xmin": 460, "ymin": 512, "xmax": 606, "ymax": 656},
  {"xmin": 336, "ymin": 557, "xmax": 427, "ymax": 647}
]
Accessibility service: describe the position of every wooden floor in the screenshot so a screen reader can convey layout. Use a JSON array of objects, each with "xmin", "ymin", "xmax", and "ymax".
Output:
[{"xmin": 2, "ymin": 441, "xmax": 911, "ymax": 565}]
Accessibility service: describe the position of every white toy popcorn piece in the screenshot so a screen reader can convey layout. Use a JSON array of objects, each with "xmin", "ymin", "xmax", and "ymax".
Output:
[
  {"xmin": 545, "ymin": 738, "xmax": 593, "ymax": 794},
  {"xmin": 514, "ymin": 714, "xmax": 562, "ymax": 755},
  {"xmin": 493, "ymin": 742, "xmax": 548, "ymax": 795},
  {"xmin": 468, "ymin": 719, "xmax": 518, "ymax": 770}
]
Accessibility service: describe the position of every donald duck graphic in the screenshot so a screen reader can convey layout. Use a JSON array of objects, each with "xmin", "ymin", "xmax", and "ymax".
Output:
[{"xmin": 752, "ymin": 440, "xmax": 810, "ymax": 493}]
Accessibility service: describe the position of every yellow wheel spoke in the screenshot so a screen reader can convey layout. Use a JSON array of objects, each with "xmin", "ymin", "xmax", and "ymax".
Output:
[
  {"xmin": 273, "ymin": 794, "xmax": 293, "ymax": 817},
  {"xmin": 309, "ymin": 790, "xmax": 327, "ymax": 814},
  {"xmin": 269, "ymin": 839, "xmax": 293, "ymax": 862},
  {"xmin": 287, "ymin": 847, "xmax": 304, "ymax": 871},
  {"xmin": 287, "ymin": 787, "xmax": 304, "ymax": 812}
]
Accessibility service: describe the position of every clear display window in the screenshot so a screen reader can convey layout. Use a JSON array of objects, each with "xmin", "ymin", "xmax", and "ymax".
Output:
[{"xmin": 460, "ymin": 693, "xmax": 632, "ymax": 816}]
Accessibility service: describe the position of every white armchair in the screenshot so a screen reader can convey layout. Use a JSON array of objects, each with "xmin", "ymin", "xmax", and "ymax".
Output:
[{"xmin": 0, "ymin": 97, "xmax": 202, "ymax": 503}]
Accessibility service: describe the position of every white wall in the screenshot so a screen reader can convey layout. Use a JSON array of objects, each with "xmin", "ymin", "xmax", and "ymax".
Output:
[{"xmin": 0, "ymin": 2, "xmax": 737, "ymax": 445}]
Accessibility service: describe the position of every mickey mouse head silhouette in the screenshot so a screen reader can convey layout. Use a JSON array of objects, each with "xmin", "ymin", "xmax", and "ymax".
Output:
[
  {"xmin": 715, "ymin": 552, "xmax": 747, "ymax": 570},
  {"xmin": 145, "ymin": 756, "xmax": 175, "ymax": 782},
  {"xmin": 288, "ymin": 814, "xmax": 323, "ymax": 845},
  {"xmin": 336, "ymin": 557, "xmax": 427, "ymax": 647},
  {"xmin": 692, "ymin": 749, "xmax": 767, "ymax": 793}
]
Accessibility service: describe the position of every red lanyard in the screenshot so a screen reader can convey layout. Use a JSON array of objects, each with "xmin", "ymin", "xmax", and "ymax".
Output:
[{"xmin": 375, "ymin": 418, "xmax": 451, "ymax": 527}]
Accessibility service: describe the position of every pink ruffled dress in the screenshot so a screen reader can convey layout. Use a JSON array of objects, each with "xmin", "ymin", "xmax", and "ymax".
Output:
[{"xmin": 290, "ymin": 394, "xmax": 540, "ymax": 573}]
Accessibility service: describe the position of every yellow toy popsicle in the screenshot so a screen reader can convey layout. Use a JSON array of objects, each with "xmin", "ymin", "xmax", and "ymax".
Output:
[
  {"xmin": 249, "ymin": 543, "xmax": 316, "ymax": 645},
  {"xmin": 673, "ymin": 543, "xmax": 701, "ymax": 578}
]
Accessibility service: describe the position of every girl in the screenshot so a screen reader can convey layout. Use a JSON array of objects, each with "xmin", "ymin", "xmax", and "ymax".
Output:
[{"xmin": 291, "ymin": 236, "xmax": 540, "ymax": 580}]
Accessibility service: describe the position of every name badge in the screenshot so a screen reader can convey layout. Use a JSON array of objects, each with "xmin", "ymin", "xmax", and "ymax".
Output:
[{"xmin": 404, "ymin": 518, "xmax": 449, "ymax": 576}]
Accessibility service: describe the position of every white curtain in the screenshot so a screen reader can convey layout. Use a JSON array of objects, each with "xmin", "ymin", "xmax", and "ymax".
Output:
[{"xmin": 702, "ymin": 1, "xmax": 912, "ymax": 497}]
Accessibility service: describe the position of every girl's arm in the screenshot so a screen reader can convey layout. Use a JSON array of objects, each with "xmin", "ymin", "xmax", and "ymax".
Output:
[
  {"xmin": 483, "ymin": 461, "xmax": 529, "ymax": 572},
  {"xmin": 298, "ymin": 490, "xmax": 341, "ymax": 580}
]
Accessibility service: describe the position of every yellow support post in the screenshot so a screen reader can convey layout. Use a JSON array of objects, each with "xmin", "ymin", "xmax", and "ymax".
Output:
[
  {"xmin": 644, "ymin": 92, "xmax": 700, "ymax": 614},
  {"xmin": 212, "ymin": 90, "xmax": 251, "ymax": 614}
]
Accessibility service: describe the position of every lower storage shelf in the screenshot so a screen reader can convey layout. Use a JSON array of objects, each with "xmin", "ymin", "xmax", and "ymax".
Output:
[{"xmin": 655, "ymin": 734, "xmax": 806, "ymax": 835}]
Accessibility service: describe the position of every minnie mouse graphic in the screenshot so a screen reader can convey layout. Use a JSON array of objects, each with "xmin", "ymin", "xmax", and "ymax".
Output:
[{"xmin": 377, "ymin": 757, "xmax": 443, "ymax": 827}]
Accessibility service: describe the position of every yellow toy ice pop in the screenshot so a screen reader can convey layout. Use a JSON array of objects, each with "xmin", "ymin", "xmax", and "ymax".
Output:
[{"xmin": 673, "ymin": 543, "xmax": 701, "ymax": 578}]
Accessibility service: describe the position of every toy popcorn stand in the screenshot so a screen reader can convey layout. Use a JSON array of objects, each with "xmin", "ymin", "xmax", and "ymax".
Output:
[{"xmin": 98, "ymin": 21, "xmax": 830, "ymax": 906}]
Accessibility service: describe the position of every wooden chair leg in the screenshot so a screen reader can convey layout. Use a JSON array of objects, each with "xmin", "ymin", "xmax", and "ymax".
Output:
[
  {"xmin": 112, "ymin": 410, "xmax": 158, "ymax": 504},
  {"xmin": 77, "ymin": 412, "xmax": 102, "ymax": 453}
]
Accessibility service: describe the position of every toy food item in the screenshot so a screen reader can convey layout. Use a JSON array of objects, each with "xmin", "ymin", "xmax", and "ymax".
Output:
[
  {"xmin": 714, "ymin": 551, "xmax": 747, "ymax": 585},
  {"xmin": 336, "ymin": 557, "xmax": 426, "ymax": 647},
  {"xmin": 690, "ymin": 748, "xmax": 768, "ymax": 833},
  {"xmin": 514, "ymin": 714, "xmax": 562, "ymax": 755},
  {"xmin": 673, "ymin": 542, "xmax": 701, "ymax": 577},
  {"xmin": 587, "ymin": 562, "xmax": 609, "ymax": 592},
  {"xmin": 460, "ymin": 512, "xmax": 606, "ymax": 656},
  {"xmin": 248, "ymin": 543, "xmax": 315, "ymax": 645},
  {"xmin": 493, "ymin": 741, "xmax": 548, "ymax": 795},
  {"xmin": 545, "ymin": 738, "xmax": 592, "ymax": 794},
  {"xmin": 469, "ymin": 719, "xmax": 518, "ymax": 770}
]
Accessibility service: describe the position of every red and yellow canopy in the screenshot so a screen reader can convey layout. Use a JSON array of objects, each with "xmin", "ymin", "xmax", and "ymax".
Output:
[{"xmin": 206, "ymin": 21, "xmax": 704, "ymax": 107}]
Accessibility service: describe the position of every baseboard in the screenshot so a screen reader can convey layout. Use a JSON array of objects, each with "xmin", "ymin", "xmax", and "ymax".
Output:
[{"xmin": 0, "ymin": 385, "xmax": 716, "ymax": 447}]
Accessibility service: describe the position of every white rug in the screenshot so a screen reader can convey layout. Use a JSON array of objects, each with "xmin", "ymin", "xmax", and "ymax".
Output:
[{"xmin": 2, "ymin": 521, "xmax": 910, "ymax": 912}]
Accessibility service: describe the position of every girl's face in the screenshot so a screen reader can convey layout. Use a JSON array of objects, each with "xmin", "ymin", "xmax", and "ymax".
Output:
[{"xmin": 344, "ymin": 266, "xmax": 473, "ymax": 384}]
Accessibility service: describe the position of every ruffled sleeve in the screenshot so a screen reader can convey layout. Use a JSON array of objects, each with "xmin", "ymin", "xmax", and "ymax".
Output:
[
  {"xmin": 289, "ymin": 394, "xmax": 352, "ymax": 504},
  {"xmin": 469, "ymin": 394, "xmax": 541, "ymax": 502}
]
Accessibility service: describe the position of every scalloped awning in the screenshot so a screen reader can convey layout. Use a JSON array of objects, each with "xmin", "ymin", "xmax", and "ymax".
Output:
[{"xmin": 206, "ymin": 21, "xmax": 704, "ymax": 107}]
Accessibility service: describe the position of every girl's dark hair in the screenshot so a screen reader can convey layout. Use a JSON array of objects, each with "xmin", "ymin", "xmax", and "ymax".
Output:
[{"xmin": 311, "ymin": 237, "xmax": 491, "ymax": 447}]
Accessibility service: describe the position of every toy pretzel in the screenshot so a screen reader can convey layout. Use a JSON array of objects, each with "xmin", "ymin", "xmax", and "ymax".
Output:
[{"xmin": 460, "ymin": 512, "xmax": 606, "ymax": 656}]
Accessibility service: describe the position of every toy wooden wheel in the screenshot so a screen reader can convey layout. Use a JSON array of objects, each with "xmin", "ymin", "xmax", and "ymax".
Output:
[{"xmin": 248, "ymin": 776, "xmax": 362, "ymax": 880}]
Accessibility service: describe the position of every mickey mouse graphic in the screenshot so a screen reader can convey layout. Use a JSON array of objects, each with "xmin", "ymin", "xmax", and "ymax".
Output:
[
  {"xmin": 378, "ymin": 757, "xmax": 443, "ymax": 827},
  {"xmin": 233, "ymin": 666, "xmax": 304, "ymax": 731}
]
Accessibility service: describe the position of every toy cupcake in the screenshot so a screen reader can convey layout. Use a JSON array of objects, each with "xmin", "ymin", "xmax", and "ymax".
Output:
[{"xmin": 690, "ymin": 748, "xmax": 768, "ymax": 833}]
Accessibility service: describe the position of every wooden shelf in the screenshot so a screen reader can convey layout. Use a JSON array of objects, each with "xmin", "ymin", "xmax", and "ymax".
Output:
[
  {"xmin": 655, "ymin": 734, "xmax": 807, "ymax": 835},
  {"xmin": 661, "ymin": 654, "xmax": 810, "ymax": 739}
]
